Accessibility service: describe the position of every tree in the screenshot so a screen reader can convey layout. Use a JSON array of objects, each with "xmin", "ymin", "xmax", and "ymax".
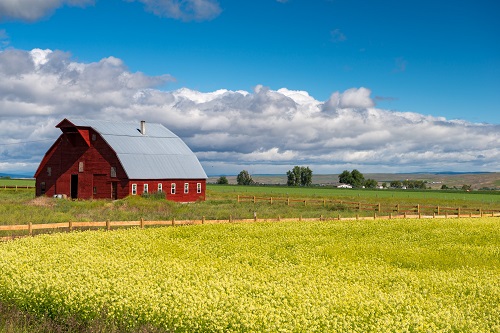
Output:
[
  {"xmin": 236, "ymin": 170, "xmax": 254, "ymax": 185},
  {"xmin": 338, "ymin": 169, "xmax": 365, "ymax": 187},
  {"xmin": 364, "ymin": 179, "xmax": 378, "ymax": 188},
  {"xmin": 287, "ymin": 166, "xmax": 312, "ymax": 186},
  {"xmin": 390, "ymin": 180, "xmax": 403, "ymax": 189},
  {"xmin": 350, "ymin": 169, "xmax": 365, "ymax": 187},
  {"xmin": 216, "ymin": 176, "xmax": 228, "ymax": 185},
  {"xmin": 338, "ymin": 170, "xmax": 354, "ymax": 185},
  {"xmin": 300, "ymin": 167, "xmax": 313, "ymax": 186}
]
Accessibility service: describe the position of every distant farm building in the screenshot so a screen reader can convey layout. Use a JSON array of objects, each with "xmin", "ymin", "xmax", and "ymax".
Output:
[{"xmin": 35, "ymin": 118, "xmax": 207, "ymax": 202}]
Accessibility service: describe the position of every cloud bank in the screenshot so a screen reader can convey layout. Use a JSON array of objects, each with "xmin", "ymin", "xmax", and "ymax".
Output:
[
  {"xmin": 0, "ymin": 0, "xmax": 221, "ymax": 22},
  {"xmin": 1, "ymin": 48, "xmax": 498, "ymax": 175}
]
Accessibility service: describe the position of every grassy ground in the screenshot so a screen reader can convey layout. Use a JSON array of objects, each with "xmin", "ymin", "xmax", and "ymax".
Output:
[
  {"xmin": 0, "ymin": 179, "xmax": 34, "ymax": 187},
  {"xmin": 0, "ymin": 186, "xmax": 498, "ymax": 237},
  {"xmin": 1, "ymin": 218, "xmax": 499, "ymax": 332}
]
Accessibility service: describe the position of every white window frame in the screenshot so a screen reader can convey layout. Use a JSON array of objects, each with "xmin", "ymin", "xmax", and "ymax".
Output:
[
  {"xmin": 78, "ymin": 161, "xmax": 84, "ymax": 172},
  {"xmin": 184, "ymin": 183, "xmax": 189, "ymax": 194},
  {"xmin": 132, "ymin": 184, "xmax": 137, "ymax": 195},
  {"xmin": 158, "ymin": 183, "xmax": 163, "ymax": 192},
  {"xmin": 197, "ymin": 183, "xmax": 202, "ymax": 194},
  {"xmin": 144, "ymin": 184, "xmax": 149, "ymax": 194},
  {"xmin": 110, "ymin": 167, "xmax": 116, "ymax": 178},
  {"xmin": 47, "ymin": 167, "xmax": 51, "ymax": 177},
  {"xmin": 171, "ymin": 183, "xmax": 176, "ymax": 194}
]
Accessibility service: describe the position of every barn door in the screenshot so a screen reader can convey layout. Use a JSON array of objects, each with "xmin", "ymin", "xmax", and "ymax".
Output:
[
  {"xmin": 111, "ymin": 182, "xmax": 118, "ymax": 200},
  {"xmin": 70, "ymin": 174, "xmax": 78, "ymax": 199}
]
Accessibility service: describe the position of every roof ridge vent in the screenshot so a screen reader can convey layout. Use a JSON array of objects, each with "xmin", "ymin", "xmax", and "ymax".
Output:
[{"xmin": 140, "ymin": 120, "xmax": 146, "ymax": 135}]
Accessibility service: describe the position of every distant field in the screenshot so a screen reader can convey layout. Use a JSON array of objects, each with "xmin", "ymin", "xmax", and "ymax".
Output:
[
  {"xmin": 0, "ymin": 178, "xmax": 35, "ymax": 187},
  {"xmin": 1, "ymin": 218, "xmax": 499, "ymax": 332},
  {"xmin": 209, "ymin": 172, "xmax": 500, "ymax": 190},
  {"xmin": 208, "ymin": 184, "xmax": 500, "ymax": 206}
]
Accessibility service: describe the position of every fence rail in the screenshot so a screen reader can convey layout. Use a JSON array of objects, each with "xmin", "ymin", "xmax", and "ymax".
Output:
[
  {"xmin": 237, "ymin": 195, "xmax": 500, "ymax": 216},
  {"xmin": 0, "ymin": 185, "xmax": 35, "ymax": 190},
  {"xmin": 1, "ymin": 212, "xmax": 499, "ymax": 242}
]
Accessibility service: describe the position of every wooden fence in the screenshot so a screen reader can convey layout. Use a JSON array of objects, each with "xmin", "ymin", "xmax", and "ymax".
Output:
[
  {"xmin": 1, "ymin": 185, "xmax": 35, "ymax": 190},
  {"xmin": 237, "ymin": 195, "xmax": 500, "ymax": 216},
  {"xmin": 1, "ymin": 211, "xmax": 499, "ymax": 242}
]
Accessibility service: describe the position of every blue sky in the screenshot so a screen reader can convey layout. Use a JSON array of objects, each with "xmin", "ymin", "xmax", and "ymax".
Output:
[{"xmin": 0, "ymin": 0, "xmax": 499, "ymax": 175}]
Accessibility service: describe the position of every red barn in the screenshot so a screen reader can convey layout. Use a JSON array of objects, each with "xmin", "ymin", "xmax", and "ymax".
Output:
[{"xmin": 34, "ymin": 118, "xmax": 207, "ymax": 202}]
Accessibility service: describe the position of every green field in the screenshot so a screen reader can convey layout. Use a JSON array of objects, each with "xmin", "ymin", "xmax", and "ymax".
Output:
[
  {"xmin": 1, "ymin": 218, "xmax": 499, "ymax": 332},
  {"xmin": 0, "ymin": 185, "xmax": 498, "ymax": 236},
  {"xmin": 0, "ymin": 178, "xmax": 34, "ymax": 187}
]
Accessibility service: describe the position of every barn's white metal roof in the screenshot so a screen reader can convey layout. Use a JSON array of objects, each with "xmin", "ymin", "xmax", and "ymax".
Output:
[{"xmin": 66, "ymin": 119, "xmax": 207, "ymax": 180}]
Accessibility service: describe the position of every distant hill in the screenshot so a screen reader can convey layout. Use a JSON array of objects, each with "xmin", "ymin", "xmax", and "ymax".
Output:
[
  {"xmin": 208, "ymin": 172, "xmax": 500, "ymax": 190},
  {"xmin": 0, "ymin": 172, "xmax": 35, "ymax": 179}
]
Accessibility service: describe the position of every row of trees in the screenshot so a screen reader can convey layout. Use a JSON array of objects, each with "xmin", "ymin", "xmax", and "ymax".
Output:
[
  {"xmin": 390, "ymin": 180, "xmax": 428, "ymax": 189},
  {"xmin": 216, "ymin": 171, "xmax": 255, "ymax": 185}
]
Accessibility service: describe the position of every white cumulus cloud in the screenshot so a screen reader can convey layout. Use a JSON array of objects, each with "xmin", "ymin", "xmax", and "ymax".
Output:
[
  {"xmin": 0, "ymin": 0, "xmax": 221, "ymax": 22},
  {"xmin": 0, "ymin": 48, "xmax": 499, "ymax": 175},
  {"xmin": 0, "ymin": 0, "xmax": 94, "ymax": 22}
]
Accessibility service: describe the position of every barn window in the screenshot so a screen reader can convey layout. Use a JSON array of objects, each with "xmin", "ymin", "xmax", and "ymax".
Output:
[
  {"xmin": 132, "ymin": 184, "xmax": 137, "ymax": 195},
  {"xmin": 171, "ymin": 183, "xmax": 176, "ymax": 194},
  {"xmin": 78, "ymin": 161, "xmax": 84, "ymax": 172},
  {"xmin": 47, "ymin": 167, "xmax": 51, "ymax": 177},
  {"xmin": 158, "ymin": 183, "xmax": 163, "ymax": 192},
  {"xmin": 92, "ymin": 134, "xmax": 97, "ymax": 141},
  {"xmin": 197, "ymin": 183, "xmax": 202, "ymax": 194},
  {"xmin": 184, "ymin": 183, "xmax": 189, "ymax": 194},
  {"xmin": 110, "ymin": 167, "xmax": 116, "ymax": 178},
  {"xmin": 93, "ymin": 186, "xmax": 97, "ymax": 195},
  {"xmin": 40, "ymin": 182, "xmax": 46, "ymax": 195},
  {"xmin": 144, "ymin": 184, "xmax": 149, "ymax": 194}
]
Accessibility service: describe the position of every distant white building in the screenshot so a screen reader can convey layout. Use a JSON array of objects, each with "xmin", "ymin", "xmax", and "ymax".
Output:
[{"xmin": 337, "ymin": 184, "xmax": 353, "ymax": 189}]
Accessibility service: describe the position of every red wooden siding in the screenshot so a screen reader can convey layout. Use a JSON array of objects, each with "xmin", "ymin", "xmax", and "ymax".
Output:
[{"xmin": 128, "ymin": 179, "xmax": 206, "ymax": 202}]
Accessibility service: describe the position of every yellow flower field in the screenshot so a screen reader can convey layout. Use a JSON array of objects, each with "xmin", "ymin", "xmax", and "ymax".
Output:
[{"xmin": 0, "ymin": 218, "xmax": 499, "ymax": 332}]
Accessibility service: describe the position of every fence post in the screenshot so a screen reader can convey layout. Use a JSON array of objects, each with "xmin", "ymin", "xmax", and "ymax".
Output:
[
  {"xmin": 28, "ymin": 222, "xmax": 32, "ymax": 236},
  {"xmin": 404, "ymin": 212, "xmax": 407, "ymax": 219},
  {"xmin": 457, "ymin": 207, "xmax": 461, "ymax": 218},
  {"xmin": 356, "ymin": 214, "xmax": 359, "ymax": 220},
  {"xmin": 253, "ymin": 196, "xmax": 256, "ymax": 204},
  {"xmin": 320, "ymin": 214, "xmax": 323, "ymax": 221},
  {"xmin": 358, "ymin": 202, "xmax": 361, "ymax": 211},
  {"xmin": 480, "ymin": 208, "xmax": 482, "ymax": 217},
  {"xmin": 202, "ymin": 216, "xmax": 205, "ymax": 224},
  {"xmin": 373, "ymin": 212, "xmax": 377, "ymax": 219},
  {"xmin": 397, "ymin": 204, "xmax": 400, "ymax": 213},
  {"xmin": 389, "ymin": 213, "xmax": 392, "ymax": 219},
  {"xmin": 338, "ymin": 214, "xmax": 341, "ymax": 220},
  {"xmin": 299, "ymin": 215, "xmax": 302, "ymax": 222},
  {"xmin": 69, "ymin": 221, "xmax": 73, "ymax": 232},
  {"xmin": 278, "ymin": 215, "xmax": 281, "ymax": 222},
  {"xmin": 253, "ymin": 212, "xmax": 257, "ymax": 222},
  {"xmin": 304, "ymin": 200, "xmax": 307, "ymax": 206},
  {"xmin": 377, "ymin": 203, "xmax": 381, "ymax": 212},
  {"xmin": 172, "ymin": 217, "xmax": 175, "ymax": 226},
  {"xmin": 437, "ymin": 206, "xmax": 440, "ymax": 215},
  {"xmin": 417, "ymin": 204, "xmax": 420, "ymax": 215},
  {"xmin": 106, "ymin": 219, "xmax": 110, "ymax": 231},
  {"xmin": 230, "ymin": 215, "xmax": 232, "ymax": 223},
  {"xmin": 237, "ymin": 195, "xmax": 240, "ymax": 203},
  {"xmin": 270, "ymin": 197, "xmax": 273, "ymax": 205},
  {"xmin": 323, "ymin": 199, "xmax": 326, "ymax": 207},
  {"xmin": 287, "ymin": 198, "xmax": 290, "ymax": 206},
  {"xmin": 140, "ymin": 218, "xmax": 144, "ymax": 229}
]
